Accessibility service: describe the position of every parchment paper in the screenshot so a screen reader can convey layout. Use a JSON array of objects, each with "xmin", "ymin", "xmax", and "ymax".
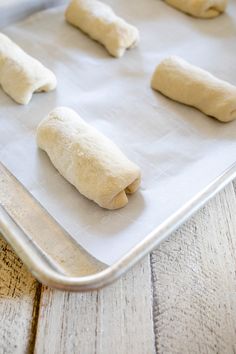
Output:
[
  {"xmin": 0, "ymin": 0, "xmax": 67, "ymax": 28},
  {"xmin": 1, "ymin": 0, "xmax": 236, "ymax": 265}
]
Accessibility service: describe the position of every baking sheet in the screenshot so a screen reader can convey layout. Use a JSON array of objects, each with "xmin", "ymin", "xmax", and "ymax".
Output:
[{"xmin": 1, "ymin": 0, "xmax": 236, "ymax": 265}]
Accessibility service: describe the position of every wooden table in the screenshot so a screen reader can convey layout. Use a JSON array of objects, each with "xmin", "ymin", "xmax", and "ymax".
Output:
[{"xmin": 1, "ymin": 182, "xmax": 236, "ymax": 354}]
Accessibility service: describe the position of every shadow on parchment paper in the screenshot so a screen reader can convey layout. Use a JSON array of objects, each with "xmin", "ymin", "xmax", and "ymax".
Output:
[
  {"xmin": 151, "ymin": 90, "xmax": 236, "ymax": 141},
  {"xmin": 36, "ymin": 149, "xmax": 145, "ymax": 237},
  {"xmin": 0, "ymin": 89, "xmax": 60, "ymax": 134},
  {"xmin": 188, "ymin": 13, "xmax": 236, "ymax": 39},
  {"xmin": 48, "ymin": 18, "xmax": 110, "ymax": 60},
  {"xmin": 4, "ymin": 12, "xmax": 109, "ymax": 63},
  {"xmin": 111, "ymin": 0, "xmax": 162, "ymax": 22}
]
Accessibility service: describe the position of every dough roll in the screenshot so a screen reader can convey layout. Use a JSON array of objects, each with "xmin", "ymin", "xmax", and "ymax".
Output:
[
  {"xmin": 151, "ymin": 56, "xmax": 236, "ymax": 122},
  {"xmin": 37, "ymin": 107, "xmax": 141, "ymax": 210},
  {"xmin": 65, "ymin": 0, "xmax": 139, "ymax": 58},
  {"xmin": 0, "ymin": 33, "xmax": 56, "ymax": 104},
  {"xmin": 164, "ymin": 0, "xmax": 227, "ymax": 18}
]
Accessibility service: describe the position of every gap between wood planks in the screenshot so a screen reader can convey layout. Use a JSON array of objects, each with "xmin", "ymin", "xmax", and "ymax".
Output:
[
  {"xmin": 0, "ymin": 182, "xmax": 236, "ymax": 353},
  {"xmin": 150, "ymin": 183, "xmax": 236, "ymax": 354},
  {"xmin": 0, "ymin": 238, "xmax": 42, "ymax": 354}
]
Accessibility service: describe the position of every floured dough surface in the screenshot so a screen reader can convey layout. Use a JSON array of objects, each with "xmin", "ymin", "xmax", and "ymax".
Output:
[
  {"xmin": 0, "ymin": 32, "xmax": 57, "ymax": 104},
  {"xmin": 151, "ymin": 56, "xmax": 236, "ymax": 122},
  {"xmin": 65, "ymin": 0, "xmax": 139, "ymax": 57},
  {"xmin": 164, "ymin": 0, "xmax": 227, "ymax": 18},
  {"xmin": 37, "ymin": 107, "xmax": 141, "ymax": 210}
]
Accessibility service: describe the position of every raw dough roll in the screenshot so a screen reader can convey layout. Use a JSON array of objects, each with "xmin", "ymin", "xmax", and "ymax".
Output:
[
  {"xmin": 65, "ymin": 0, "xmax": 139, "ymax": 58},
  {"xmin": 37, "ymin": 107, "xmax": 141, "ymax": 210},
  {"xmin": 151, "ymin": 56, "xmax": 236, "ymax": 122},
  {"xmin": 0, "ymin": 33, "xmax": 57, "ymax": 104},
  {"xmin": 164, "ymin": 0, "xmax": 227, "ymax": 18}
]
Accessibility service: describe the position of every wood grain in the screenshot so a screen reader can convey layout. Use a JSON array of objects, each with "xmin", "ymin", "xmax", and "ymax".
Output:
[
  {"xmin": 0, "ymin": 236, "xmax": 41, "ymax": 354},
  {"xmin": 151, "ymin": 183, "xmax": 236, "ymax": 354},
  {"xmin": 34, "ymin": 257, "xmax": 155, "ymax": 354},
  {"xmin": 1, "ymin": 184, "xmax": 236, "ymax": 353}
]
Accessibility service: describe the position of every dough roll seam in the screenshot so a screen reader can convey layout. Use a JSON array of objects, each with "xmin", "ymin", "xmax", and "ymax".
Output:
[
  {"xmin": 37, "ymin": 107, "xmax": 141, "ymax": 210},
  {"xmin": 164, "ymin": 0, "xmax": 227, "ymax": 18}
]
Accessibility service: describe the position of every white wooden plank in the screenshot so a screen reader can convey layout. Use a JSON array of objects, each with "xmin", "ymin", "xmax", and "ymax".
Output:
[
  {"xmin": 34, "ymin": 257, "xmax": 155, "ymax": 354},
  {"xmin": 0, "ymin": 236, "xmax": 41, "ymax": 354},
  {"xmin": 151, "ymin": 183, "xmax": 236, "ymax": 354}
]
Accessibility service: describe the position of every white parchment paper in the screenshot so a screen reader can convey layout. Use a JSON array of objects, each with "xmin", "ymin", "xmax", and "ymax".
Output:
[
  {"xmin": 0, "ymin": 0, "xmax": 66, "ymax": 28},
  {"xmin": 1, "ymin": 0, "xmax": 236, "ymax": 265}
]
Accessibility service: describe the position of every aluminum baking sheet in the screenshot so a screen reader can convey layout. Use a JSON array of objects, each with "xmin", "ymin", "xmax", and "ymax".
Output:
[{"xmin": 1, "ymin": 0, "xmax": 236, "ymax": 269}]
